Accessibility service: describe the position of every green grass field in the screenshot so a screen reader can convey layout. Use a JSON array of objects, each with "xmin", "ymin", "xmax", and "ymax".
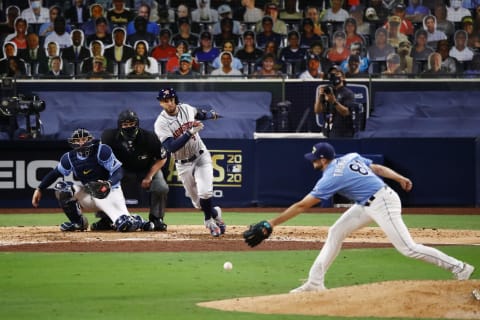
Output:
[{"xmin": 0, "ymin": 212, "xmax": 479, "ymax": 320}]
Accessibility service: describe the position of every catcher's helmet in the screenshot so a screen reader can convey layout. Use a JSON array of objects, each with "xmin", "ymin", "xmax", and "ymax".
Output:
[
  {"xmin": 118, "ymin": 109, "xmax": 139, "ymax": 140},
  {"xmin": 68, "ymin": 128, "xmax": 95, "ymax": 157},
  {"xmin": 157, "ymin": 88, "xmax": 179, "ymax": 103}
]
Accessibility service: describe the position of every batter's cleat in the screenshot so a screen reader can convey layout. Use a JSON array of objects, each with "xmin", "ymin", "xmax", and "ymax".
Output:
[
  {"xmin": 454, "ymin": 263, "xmax": 475, "ymax": 280},
  {"xmin": 90, "ymin": 217, "xmax": 114, "ymax": 231},
  {"xmin": 213, "ymin": 206, "xmax": 226, "ymax": 234},
  {"xmin": 60, "ymin": 215, "xmax": 88, "ymax": 232},
  {"xmin": 289, "ymin": 282, "xmax": 326, "ymax": 293},
  {"xmin": 205, "ymin": 219, "xmax": 221, "ymax": 237}
]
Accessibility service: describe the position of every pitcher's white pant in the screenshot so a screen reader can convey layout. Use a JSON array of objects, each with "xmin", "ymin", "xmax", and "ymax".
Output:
[
  {"xmin": 175, "ymin": 151, "xmax": 213, "ymax": 209},
  {"xmin": 308, "ymin": 186, "xmax": 464, "ymax": 287},
  {"xmin": 73, "ymin": 184, "xmax": 129, "ymax": 223}
]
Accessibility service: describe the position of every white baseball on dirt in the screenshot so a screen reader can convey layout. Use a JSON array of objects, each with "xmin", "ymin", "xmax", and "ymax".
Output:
[{"xmin": 223, "ymin": 261, "xmax": 233, "ymax": 271}]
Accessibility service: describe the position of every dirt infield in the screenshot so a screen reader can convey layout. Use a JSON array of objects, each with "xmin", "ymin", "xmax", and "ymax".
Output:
[
  {"xmin": 1, "ymin": 222, "xmax": 479, "ymax": 318},
  {"xmin": 1, "ymin": 225, "xmax": 479, "ymax": 252}
]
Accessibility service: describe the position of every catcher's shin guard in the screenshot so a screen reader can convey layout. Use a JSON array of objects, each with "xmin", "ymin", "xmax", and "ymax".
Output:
[
  {"xmin": 55, "ymin": 181, "xmax": 86, "ymax": 228},
  {"xmin": 132, "ymin": 214, "xmax": 155, "ymax": 231},
  {"xmin": 115, "ymin": 215, "xmax": 135, "ymax": 232},
  {"xmin": 115, "ymin": 215, "xmax": 154, "ymax": 232}
]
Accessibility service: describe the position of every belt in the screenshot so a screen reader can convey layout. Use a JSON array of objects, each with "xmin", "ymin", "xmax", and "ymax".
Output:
[
  {"xmin": 365, "ymin": 195, "xmax": 376, "ymax": 207},
  {"xmin": 176, "ymin": 150, "xmax": 204, "ymax": 164},
  {"xmin": 364, "ymin": 185, "xmax": 388, "ymax": 206}
]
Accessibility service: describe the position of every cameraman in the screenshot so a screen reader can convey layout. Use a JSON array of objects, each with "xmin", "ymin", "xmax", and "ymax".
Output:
[{"xmin": 314, "ymin": 66, "xmax": 356, "ymax": 138}]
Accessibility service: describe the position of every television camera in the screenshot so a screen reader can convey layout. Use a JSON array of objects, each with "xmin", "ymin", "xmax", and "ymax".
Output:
[{"xmin": 0, "ymin": 94, "xmax": 46, "ymax": 139}]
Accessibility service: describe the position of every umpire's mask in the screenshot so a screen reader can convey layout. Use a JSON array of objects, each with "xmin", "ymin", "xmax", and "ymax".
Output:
[{"xmin": 118, "ymin": 109, "xmax": 139, "ymax": 141}]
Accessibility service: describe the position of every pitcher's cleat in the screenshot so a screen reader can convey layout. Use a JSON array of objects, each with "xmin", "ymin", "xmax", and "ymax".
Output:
[
  {"xmin": 454, "ymin": 263, "xmax": 474, "ymax": 280},
  {"xmin": 289, "ymin": 282, "xmax": 326, "ymax": 293}
]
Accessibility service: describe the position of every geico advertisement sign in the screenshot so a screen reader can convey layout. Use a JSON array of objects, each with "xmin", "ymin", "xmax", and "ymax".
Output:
[
  {"xmin": 1, "ymin": 150, "xmax": 243, "ymax": 190},
  {"xmin": 0, "ymin": 160, "xmax": 74, "ymax": 189}
]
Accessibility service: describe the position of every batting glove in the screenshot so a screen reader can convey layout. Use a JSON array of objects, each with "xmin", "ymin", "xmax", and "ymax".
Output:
[{"xmin": 188, "ymin": 122, "xmax": 204, "ymax": 135}]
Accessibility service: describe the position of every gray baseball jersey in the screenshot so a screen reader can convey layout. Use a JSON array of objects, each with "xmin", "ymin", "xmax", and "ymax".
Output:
[{"xmin": 154, "ymin": 103, "xmax": 207, "ymax": 161}]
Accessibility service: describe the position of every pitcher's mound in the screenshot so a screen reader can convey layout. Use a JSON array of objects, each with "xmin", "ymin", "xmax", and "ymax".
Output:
[{"xmin": 199, "ymin": 280, "xmax": 480, "ymax": 319}]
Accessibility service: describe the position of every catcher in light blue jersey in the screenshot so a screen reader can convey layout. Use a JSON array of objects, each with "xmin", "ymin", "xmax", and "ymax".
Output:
[
  {"xmin": 32, "ymin": 128, "xmax": 153, "ymax": 232},
  {"xmin": 243, "ymin": 142, "xmax": 474, "ymax": 292}
]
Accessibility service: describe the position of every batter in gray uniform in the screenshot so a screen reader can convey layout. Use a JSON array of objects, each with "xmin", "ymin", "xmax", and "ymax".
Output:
[{"xmin": 153, "ymin": 88, "xmax": 226, "ymax": 237}]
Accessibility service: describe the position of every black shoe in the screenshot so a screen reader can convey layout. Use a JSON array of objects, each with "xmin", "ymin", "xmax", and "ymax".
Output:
[
  {"xmin": 152, "ymin": 218, "xmax": 168, "ymax": 231},
  {"xmin": 90, "ymin": 217, "xmax": 114, "ymax": 231},
  {"xmin": 142, "ymin": 221, "xmax": 155, "ymax": 231}
]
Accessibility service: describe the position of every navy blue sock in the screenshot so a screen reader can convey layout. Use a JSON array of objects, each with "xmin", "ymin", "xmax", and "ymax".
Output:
[{"xmin": 200, "ymin": 198, "xmax": 217, "ymax": 220}]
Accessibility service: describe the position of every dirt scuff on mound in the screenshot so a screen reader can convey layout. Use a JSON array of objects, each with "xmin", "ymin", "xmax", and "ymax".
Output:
[{"xmin": 199, "ymin": 280, "xmax": 480, "ymax": 319}]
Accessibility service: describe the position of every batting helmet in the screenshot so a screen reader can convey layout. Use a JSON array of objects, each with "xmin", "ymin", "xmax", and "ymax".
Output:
[
  {"xmin": 68, "ymin": 128, "xmax": 95, "ymax": 157},
  {"xmin": 157, "ymin": 88, "xmax": 179, "ymax": 104},
  {"xmin": 118, "ymin": 109, "xmax": 139, "ymax": 140}
]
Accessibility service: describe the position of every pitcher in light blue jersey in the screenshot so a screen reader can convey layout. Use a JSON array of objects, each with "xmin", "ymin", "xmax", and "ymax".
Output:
[{"xmin": 245, "ymin": 142, "xmax": 475, "ymax": 293}]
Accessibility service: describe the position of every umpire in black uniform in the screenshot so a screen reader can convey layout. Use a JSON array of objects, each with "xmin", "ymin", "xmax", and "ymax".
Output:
[{"xmin": 102, "ymin": 109, "xmax": 169, "ymax": 231}]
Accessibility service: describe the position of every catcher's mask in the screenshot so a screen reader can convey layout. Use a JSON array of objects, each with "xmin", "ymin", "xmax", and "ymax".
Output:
[
  {"xmin": 118, "ymin": 109, "xmax": 139, "ymax": 140},
  {"xmin": 68, "ymin": 128, "xmax": 94, "ymax": 157},
  {"xmin": 157, "ymin": 87, "xmax": 179, "ymax": 104}
]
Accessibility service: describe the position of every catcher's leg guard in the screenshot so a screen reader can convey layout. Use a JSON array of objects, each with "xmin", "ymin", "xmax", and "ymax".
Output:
[
  {"xmin": 132, "ymin": 214, "xmax": 154, "ymax": 231},
  {"xmin": 114, "ymin": 215, "xmax": 135, "ymax": 232},
  {"xmin": 54, "ymin": 181, "xmax": 88, "ymax": 231},
  {"xmin": 114, "ymin": 215, "xmax": 153, "ymax": 232}
]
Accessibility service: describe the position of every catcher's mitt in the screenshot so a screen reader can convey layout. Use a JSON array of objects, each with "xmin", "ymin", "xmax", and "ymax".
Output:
[
  {"xmin": 243, "ymin": 220, "xmax": 273, "ymax": 247},
  {"xmin": 84, "ymin": 180, "xmax": 111, "ymax": 199}
]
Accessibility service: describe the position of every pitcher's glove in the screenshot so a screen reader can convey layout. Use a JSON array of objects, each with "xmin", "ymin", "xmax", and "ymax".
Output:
[
  {"xmin": 84, "ymin": 180, "xmax": 111, "ymax": 199},
  {"xmin": 243, "ymin": 220, "xmax": 273, "ymax": 247}
]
